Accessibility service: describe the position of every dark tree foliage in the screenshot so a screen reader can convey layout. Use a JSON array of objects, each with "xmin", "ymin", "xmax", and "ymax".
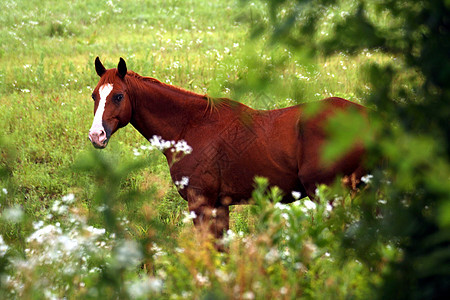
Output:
[{"xmin": 247, "ymin": 0, "xmax": 450, "ymax": 298}]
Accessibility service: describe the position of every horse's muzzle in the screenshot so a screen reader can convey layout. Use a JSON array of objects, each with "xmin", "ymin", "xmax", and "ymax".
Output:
[{"xmin": 89, "ymin": 129, "xmax": 108, "ymax": 149}]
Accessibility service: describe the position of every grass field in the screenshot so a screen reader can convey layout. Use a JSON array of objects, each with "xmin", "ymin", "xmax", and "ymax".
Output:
[{"xmin": 0, "ymin": 0, "xmax": 398, "ymax": 298}]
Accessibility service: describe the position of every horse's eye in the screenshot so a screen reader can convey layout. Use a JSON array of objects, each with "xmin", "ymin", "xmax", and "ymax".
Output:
[
  {"xmin": 91, "ymin": 93, "xmax": 96, "ymax": 101},
  {"xmin": 113, "ymin": 94, "xmax": 124, "ymax": 103}
]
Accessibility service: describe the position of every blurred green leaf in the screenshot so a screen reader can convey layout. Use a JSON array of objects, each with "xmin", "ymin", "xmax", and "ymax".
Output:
[{"xmin": 322, "ymin": 109, "xmax": 368, "ymax": 164}]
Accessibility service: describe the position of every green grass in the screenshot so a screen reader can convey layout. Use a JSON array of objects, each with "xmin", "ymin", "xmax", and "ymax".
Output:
[{"xmin": 0, "ymin": 0, "xmax": 399, "ymax": 298}]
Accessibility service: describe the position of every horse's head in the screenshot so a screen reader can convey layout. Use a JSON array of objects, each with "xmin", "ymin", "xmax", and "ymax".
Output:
[{"xmin": 89, "ymin": 57, "xmax": 132, "ymax": 149}]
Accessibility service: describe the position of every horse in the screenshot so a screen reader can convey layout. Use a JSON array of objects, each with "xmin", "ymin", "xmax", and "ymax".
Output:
[{"xmin": 88, "ymin": 57, "xmax": 367, "ymax": 242}]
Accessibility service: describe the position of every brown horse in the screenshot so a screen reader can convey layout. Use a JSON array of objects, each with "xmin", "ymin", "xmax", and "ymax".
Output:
[{"xmin": 89, "ymin": 57, "xmax": 366, "ymax": 240}]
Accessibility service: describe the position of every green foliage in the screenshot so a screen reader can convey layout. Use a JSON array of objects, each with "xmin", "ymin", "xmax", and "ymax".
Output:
[
  {"xmin": 322, "ymin": 109, "xmax": 371, "ymax": 164},
  {"xmin": 247, "ymin": 0, "xmax": 450, "ymax": 298}
]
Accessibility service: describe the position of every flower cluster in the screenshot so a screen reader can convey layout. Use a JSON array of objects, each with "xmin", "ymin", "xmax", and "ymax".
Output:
[
  {"xmin": 0, "ymin": 191, "xmax": 171, "ymax": 298},
  {"xmin": 174, "ymin": 176, "xmax": 189, "ymax": 190},
  {"xmin": 149, "ymin": 135, "xmax": 193, "ymax": 154},
  {"xmin": 133, "ymin": 135, "xmax": 193, "ymax": 157},
  {"xmin": 182, "ymin": 210, "xmax": 197, "ymax": 224}
]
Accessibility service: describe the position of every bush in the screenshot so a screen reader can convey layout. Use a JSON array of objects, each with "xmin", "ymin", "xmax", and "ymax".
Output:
[{"xmin": 246, "ymin": 0, "xmax": 450, "ymax": 298}]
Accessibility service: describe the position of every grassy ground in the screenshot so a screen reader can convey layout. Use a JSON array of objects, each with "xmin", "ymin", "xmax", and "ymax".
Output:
[{"xmin": 0, "ymin": 0, "xmax": 398, "ymax": 298}]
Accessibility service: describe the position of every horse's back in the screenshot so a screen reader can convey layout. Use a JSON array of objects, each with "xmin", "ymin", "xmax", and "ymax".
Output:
[{"xmin": 213, "ymin": 97, "xmax": 366, "ymax": 202}]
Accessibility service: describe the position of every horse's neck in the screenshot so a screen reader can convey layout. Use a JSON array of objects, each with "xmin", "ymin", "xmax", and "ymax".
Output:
[{"xmin": 129, "ymin": 79, "xmax": 207, "ymax": 142}]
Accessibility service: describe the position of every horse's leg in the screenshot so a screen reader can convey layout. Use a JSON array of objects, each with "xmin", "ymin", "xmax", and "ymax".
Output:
[
  {"xmin": 186, "ymin": 188, "xmax": 229, "ymax": 250},
  {"xmin": 212, "ymin": 205, "xmax": 229, "ymax": 240},
  {"xmin": 297, "ymin": 139, "xmax": 325, "ymax": 200},
  {"xmin": 187, "ymin": 188, "xmax": 212, "ymax": 234},
  {"xmin": 211, "ymin": 205, "xmax": 229, "ymax": 252}
]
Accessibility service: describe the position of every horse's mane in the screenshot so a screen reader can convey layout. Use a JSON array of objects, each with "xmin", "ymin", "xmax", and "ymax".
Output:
[
  {"xmin": 204, "ymin": 95, "xmax": 234, "ymax": 114},
  {"xmin": 125, "ymin": 71, "xmax": 200, "ymax": 97},
  {"xmin": 126, "ymin": 70, "xmax": 236, "ymax": 114}
]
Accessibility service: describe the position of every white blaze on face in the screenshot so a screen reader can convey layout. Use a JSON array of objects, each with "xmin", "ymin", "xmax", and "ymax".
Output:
[
  {"xmin": 89, "ymin": 83, "xmax": 113, "ymax": 138},
  {"xmin": 89, "ymin": 83, "xmax": 113, "ymax": 146}
]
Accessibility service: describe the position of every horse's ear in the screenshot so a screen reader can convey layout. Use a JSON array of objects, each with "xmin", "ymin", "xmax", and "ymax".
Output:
[
  {"xmin": 118, "ymin": 57, "xmax": 127, "ymax": 79},
  {"xmin": 95, "ymin": 57, "xmax": 106, "ymax": 77}
]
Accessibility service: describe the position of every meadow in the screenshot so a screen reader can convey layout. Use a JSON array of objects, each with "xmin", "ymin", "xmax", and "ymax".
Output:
[{"xmin": 1, "ymin": 0, "xmax": 447, "ymax": 299}]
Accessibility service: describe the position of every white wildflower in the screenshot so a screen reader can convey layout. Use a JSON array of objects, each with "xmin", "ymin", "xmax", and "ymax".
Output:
[
  {"xmin": 27, "ymin": 224, "xmax": 61, "ymax": 244},
  {"xmin": 127, "ymin": 276, "xmax": 163, "ymax": 298},
  {"xmin": 0, "ymin": 235, "xmax": 9, "ymax": 256},
  {"xmin": 174, "ymin": 140, "xmax": 192, "ymax": 154},
  {"xmin": 89, "ymin": 267, "xmax": 101, "ymax": 273},
  {"xmin": 148, "ymin": 277, "xmax": 163, "ymax": 292},
  {"xmin": 221, "ymin": 229, "xmax": 236, "ymax": 245},
  {"xmin": 171, "ymin": 61, "xmax": 181, "ymax": 69},
  {"xmin": 3, "ymin": 206, "xmax": 24, "ymax": 223},
  {"xmin": 148, "ymin": 135, "xmax": 192, "ymax": 155},
  {"xmin": 1, "ymin": 188, "xmax": 7, "ymax": 195},
  {"xmin": 291, "ymin": 191, "xmax": 301, "ymax": 200},
  {"xmin": 361, "ymin": 174, "xmax": 373, "ymax": 184},
  {"xmin": 196, "ymin": 273, "xmax": 209, "ymax": 285},
  {"xmin": 157, "ymin": 269, "xmax": 167, "ymax": 280},
  {"xmin": 52, "ymin": 200, "xmax": 68, "ymax": 214},
  {"xmin": 96, "ymin": 204, "xmax": 108, "ymax": 212},
  {"xmin": 115, "ymin": 240, "xmax": 143, "ymax": 268},
  {"xmin": 85, "ymin": 226, "xmax": 106, "ymax": 237},
  {"xmin": 215, "ymin": 269, "xmax": 230, "ymax": 282},
  {"xmin": 274, "ymin": 202, "xmax": 290, "ymax": 210},
  {"xmin": 304, "ymin": 200, "xmax": 316, "ymax": 210},
  {"xmin": 265, "ymin": 247, "xmax": 280, "ymax": 264},
  {"xmin": 151, "ymin": 243, "xmax": 165, "ymax": 259},
  {"xmin": 133, "ymin": 148, "xmax": 142, "ymax": 156},
  {"xmin": 149, "ymin": 135, "xmax": 166, "ymax": 150},
  {"xmin": 294, "ymin": 262, "xmax": 305, "ymax": 270},
  {"xmin": 62, "ymin": 193, "xmax": 75, "ymax": 204},
  {"xmin": 44, "ymin": 290, "xmax": 58, "ymax": 299},
  {"xmin": 58, "ymin": 234, "xmax": 79, "ymax": 253},
  {"xmin": 32, "ymin": 220, "xmax": 44, "ymax": 230},
  {"xmin": 174, "ymin": 176, "xmax": 189, "ymax": 189},
  {"xmin": 242, "ymin": 291, "xmax": 255, "ymax": 300},
  {"xmin": 182, "ymin": 210, "xmax": 197, "ymax": 223}
]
